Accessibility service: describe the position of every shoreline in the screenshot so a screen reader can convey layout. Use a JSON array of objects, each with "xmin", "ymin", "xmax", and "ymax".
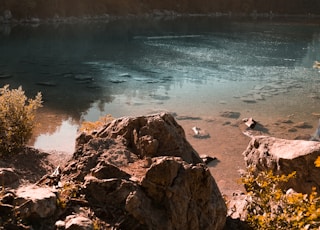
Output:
[
  {"xmin": 1, "ymin": 11, "xmax": 320, "ymax": 27},
  {"xmin": 31, "ymin": 112, "xmax": 318, "ymax": 197}
]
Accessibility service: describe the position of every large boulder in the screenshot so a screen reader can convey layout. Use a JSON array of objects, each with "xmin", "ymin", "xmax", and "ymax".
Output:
[
  {"xmin": 65, "ymin": 112, "xmax": 202, "ymax": 181},
  {"xmin": 126, "ymin": 157, "xmax": 226, "ymax": 229},
  {"xmin": 243, "ymin": 135, "xmax": 320, "ymax": 194},
  {"xmin": 15, "ymin": 185, "xmax": 57, "ymax": 220},
  {"xmin": 62, "ymin": 112, "xmax": 226, "ymax": 229},
  {"xmin": 76, "ymin": 112, "xmax": 201, "ymax": 162}
]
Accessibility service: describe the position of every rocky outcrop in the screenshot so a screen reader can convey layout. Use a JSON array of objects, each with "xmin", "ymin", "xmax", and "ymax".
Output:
[
  {"xmin": 243, "ymin": 135, "xmax": 320, "ymax": 194},
  {"xmin": 65, "ymin": 112, "xmax": 202, "ymax": 181},
  {"xmin": 0, "ymin": 113, "xmax": 227, "ymax": 229},
  {"xmin": 60, "ymin": 112, "xmax": 226, "ymax": 229}
]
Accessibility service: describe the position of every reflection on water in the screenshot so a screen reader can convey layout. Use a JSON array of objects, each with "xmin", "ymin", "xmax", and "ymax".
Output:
[{"xmin": 1, "ymin": 17, "xmax": 320, "ymax": 153}]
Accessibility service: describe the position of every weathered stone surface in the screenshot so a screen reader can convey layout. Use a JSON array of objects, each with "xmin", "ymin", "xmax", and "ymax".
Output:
[
  {"xmin": 15, "ymin": 185, "xmax": 57, "ymax": 219},
  {"xmin": 83, "ymin": 176, "xmax": 137, "ymax": 206},
  {"xmin": 133, "ymin": 157, "xmax": 226, "ymax": 230},
  {"xmin": 90, "ymin": 161, "xmax": 130, "ymax": 180},
  {"xmin": 61, "ymin": 113, "xmax": 226, "ymax": 229},
  {"xmin": 243, "ymin": 136, "xmax": 320, "ymax": 194},
  {"xmin": 65, "ymin": 215, "xmax": 93, "ymax": 230},
  {"xmin": 226, "ymin": 192, "xmax": 249, "ymax": 220},
  {"xmin": 67, "ymin": 112, "xmax": 202, "ymax": 182}
]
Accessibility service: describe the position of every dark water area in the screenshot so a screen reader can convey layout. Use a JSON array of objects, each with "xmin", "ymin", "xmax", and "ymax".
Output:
[{"xmin": 1, "ymin": 16, "xmax": 320, "ymax": 152}]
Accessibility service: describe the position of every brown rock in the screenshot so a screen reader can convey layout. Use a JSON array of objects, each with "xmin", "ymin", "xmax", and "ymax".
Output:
[
  {"xmin": 90, "ymin": 161, "xmax": 130, "ymax": 180},
  {"xmin": 61, "ymin": 113, "xmax": 226, "ymax": 229},
  {"xmin": 15, "ymin": 185, "xmax": 57, "ymax": 219},
  {"xmin": 65, "ymin": 215, "xmax": 93, "ymax": 230},
  {"xmin": 83, "ymin": 176, "xmax": 137, "ymax": 206},
  {"xmin": 70, "ymin": 112, "xmax": 201, "ymax": 176},
  {"xmin": 243, "ymin": 136, "xmax": 320, "ymax": 194},
  {"xmin": 96, "ymin": 112, "xmax": 201, "ymax": 163},
  {"xmin": 128, "ymin": 157, "xmax": 227, "ymax": 230}
]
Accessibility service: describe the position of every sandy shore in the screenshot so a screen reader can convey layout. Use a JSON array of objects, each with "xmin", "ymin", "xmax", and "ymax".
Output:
[{"xmin": 177, "ymin": 115, "xmax": 317, "ymax": 197}]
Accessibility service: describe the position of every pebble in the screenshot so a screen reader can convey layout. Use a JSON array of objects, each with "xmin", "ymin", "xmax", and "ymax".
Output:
[
  {"xmin": 200, "ymin": 155, "xmax": 217, "ymax": 164},
  {"xmin": 192, "ymin": 126, "xmax": 210, "ymax": 139}
]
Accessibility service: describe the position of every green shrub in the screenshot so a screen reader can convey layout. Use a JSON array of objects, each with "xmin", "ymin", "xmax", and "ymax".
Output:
[
  {"xmin": 241, "ymin": 166, "xmax": 320, "ymax": 229},
  {"xmin": 0, "ymin": 85, "xmax": 42, "ymax": 154}
]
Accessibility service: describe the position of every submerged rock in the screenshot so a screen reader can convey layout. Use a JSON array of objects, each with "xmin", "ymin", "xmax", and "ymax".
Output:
[{"xmin": 220, "ymin": 111, "xmax": 241, "ymax": 119}]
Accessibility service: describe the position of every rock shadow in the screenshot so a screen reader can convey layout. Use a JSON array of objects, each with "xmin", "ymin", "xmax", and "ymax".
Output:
[{"xmin": 0, "ymin": 147, "xmax": 55, "ymax": 186}]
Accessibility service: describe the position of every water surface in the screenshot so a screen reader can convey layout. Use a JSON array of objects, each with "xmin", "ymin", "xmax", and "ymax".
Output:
[{"xmin": 1, "ymin": 17, "xmax": 320, "ymax": 153}]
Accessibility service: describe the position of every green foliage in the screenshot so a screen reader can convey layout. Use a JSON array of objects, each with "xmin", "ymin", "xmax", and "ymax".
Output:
[
  {"xmin": 241, "ymin": 166, "xmax": 320, "ymax": 229},
  {"xmin": 0, "ymin": 85, "xmax": 42, "ymax": 154}
]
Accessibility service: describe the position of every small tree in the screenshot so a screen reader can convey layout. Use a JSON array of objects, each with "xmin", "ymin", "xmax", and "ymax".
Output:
[{"xmin": 0, "ymin": 85, "xmax": 42, "ymax": 154}]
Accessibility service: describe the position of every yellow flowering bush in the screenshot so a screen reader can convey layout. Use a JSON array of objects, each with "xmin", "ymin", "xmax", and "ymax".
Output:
[
  {"xmin": 241, "ymin": 166, "xmax": 320, "ymax": 229},
  {"xmin": 79, "ymin": 114, "xmax": 114, "ymax": 133},
  {"xmin": 0, "ymin": 85, "xmax": 42, "ymax": 154}
]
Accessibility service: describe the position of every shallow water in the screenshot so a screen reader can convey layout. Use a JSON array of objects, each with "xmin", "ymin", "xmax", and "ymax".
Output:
[{"xmin": 1, "ymin": 17, "xmax": 320, "ymax": 153}]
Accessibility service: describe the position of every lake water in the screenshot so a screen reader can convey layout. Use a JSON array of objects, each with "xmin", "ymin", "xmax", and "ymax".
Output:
[{"xmin": 1, "ymin": 16, "xmax": 320, "ymax": 153}]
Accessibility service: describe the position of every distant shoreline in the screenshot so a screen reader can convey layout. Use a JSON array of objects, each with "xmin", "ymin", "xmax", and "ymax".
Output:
[
  {"xmin": 1, "ymin": 0, "xmax": 320, "ymax": 20},
  {"xmin": 1, "ymin": 11, "xmax": 320, "ymax": 28}
]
